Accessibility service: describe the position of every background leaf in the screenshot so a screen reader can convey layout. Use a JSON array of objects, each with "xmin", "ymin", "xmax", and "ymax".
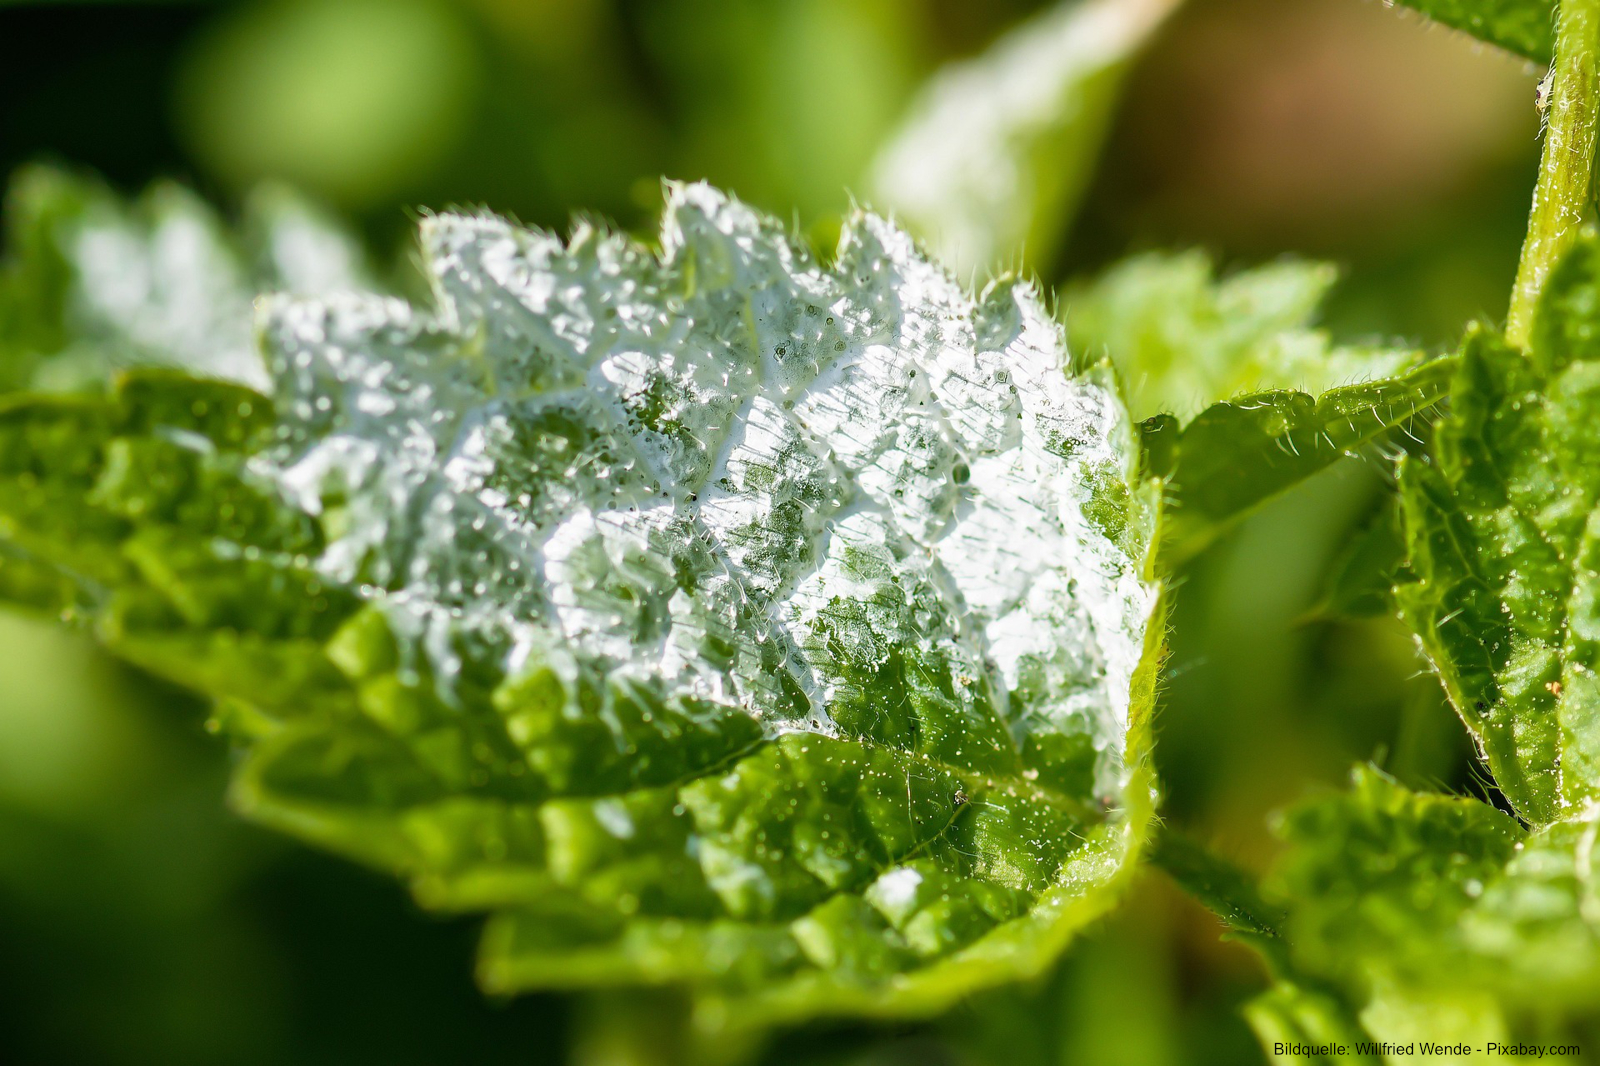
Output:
[
  {"xmin": 1151, "ymin": 827, "xmax": 1283, "ymax": 955},
  {"xmin": 1065, "ymin": 250, "xmax": 1416, "ymax": 425},
  {"xmin": 1259, "ymin": 767, "xmax": 1600, "ymax": 1052},
  {"xmin": 1306, "ymin": 497, "xmax": 1408, "ymax": 621},
  {"xmin": 867, "ymin": 0, "xmax": 1181, "ymax": 278},
  {"xmin": 1173, "ymin": 765, "xmax": 1600, "ymax": 1057},
  {"xmin": 1244, "ymin": 982, "xmax": 1380, "ymax": 1066},
  {"xmin": 0, "ymin": 165, "xmax": 371, "ymax": 394},
  {"xmin": 1060, "ymin": 249, "xmax": 1440, "ymax": 567}
]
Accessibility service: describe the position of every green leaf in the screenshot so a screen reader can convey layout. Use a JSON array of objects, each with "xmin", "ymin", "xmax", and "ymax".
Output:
[
  {"xmin": 0, "ymin": 164, "xmax": 371, "ymax": 394},
  {"xmin": 1150, "ymin": 827, "xmax": 1282, "ymax": 955},
  {"xmin": 1148, "ymin": 358, "xmax": 1454, "ymax": 568},
  {"xmin": 1177, "ymin": 235, "xmax": 1600, "ymax": 1054},
  {"xmin": 1152, "ymin": 827, "xmax": 1382, "ymax": 1063},
  {"xmin": 1245, "ymin": 982, "xmax": 1381, "ymax": 1066},
  {"xmin": 1389, "ymin": 1, "xmax": 1556, "ymax": 64},
  {"xmin": 1065, "ymin": 251, "xmax": 1417, "ymax": 426},
  {"xmin": 1269, "ymin": 768, "xmax": 1525, "ymax": 995},
  {"xmin": 1397, "ymin": 234, "xmax": 1600, "ymax": 826},
  {"xmin": 1261, "ymin": 767, "xmax": 1600, "ymax": 1046},
  {"xmin": 868, "ymin": 0, "xmax": 1182, "ymax": 278},
  {"xmin": 1308, "ymin": 498, "xmax": 1408, "ymax": 621},
  {"xmin": 1064, "ymin": 250, "xmax": 1440, "ymax": 566},
  {"xmin": 0, "ymin": 181, "xmax": 1166, "ymax": 1034},
  {"xmin": 1174, "ymin": 768, "xmax": 1600, "ymax": 1054}
]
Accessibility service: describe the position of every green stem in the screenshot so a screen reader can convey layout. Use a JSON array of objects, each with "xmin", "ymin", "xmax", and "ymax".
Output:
[
  {"xmin": 1507, "ymin": 0, "xmax": 1600, "ymax": 351},
  {"xmin": 568, "ymin": 989, "xmax": 761, "ymax": 1066},
  {"xmin": 569, "ymin": 990, "xmax": 686, "ymax": 1066}
]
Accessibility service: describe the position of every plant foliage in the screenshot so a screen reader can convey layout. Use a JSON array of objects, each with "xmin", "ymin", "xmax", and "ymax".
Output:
[
  {"xmin": 0, "ymin": 164, "xmax": 370, "ymax": 395},
  {"xmin": 0, "ymin": 147, "xmax": 1464, "ymax": 1045},
  {"xmin": 0, "ymin": 177, "xmax": 1176, "ymax": 1033},
  {"xmin": 1392, "ymin": 0, "xmax": 1557, "ymax": 63},
  {"xmin": 869, "ymin": 0, "xmax": 1181, "ymax": 277},
  {"xmin": 1067, "ymin": 251, "xmax": 1439, "ymax": 566},
  {"xmin": 1233, "ymin": 232, "xmax": 1600, "ymax": 1054},
  {"xmin": 6, "ymin": 0, "xmax": 1593, "ymax": 1057}
]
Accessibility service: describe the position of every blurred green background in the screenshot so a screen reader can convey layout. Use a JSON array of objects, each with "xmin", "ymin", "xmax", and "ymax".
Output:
[{"xmin": 0, "ymin": 0, "xmax": 1543, "ymax": 1063}]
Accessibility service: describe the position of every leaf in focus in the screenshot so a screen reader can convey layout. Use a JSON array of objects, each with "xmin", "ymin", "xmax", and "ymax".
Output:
[
  {"xmin": 0, "ymin": 180, "xmax": 1166, "ymax": 1033},
  {"xmin": 1388, "ymin": 0, "xmax": 1556, "ymax": 64},
  {"xmin": 0, "ymin": 165, "xmax": 371, "ymax": 395},
  {"xmin": 1397, "ymin": 234, "xmax": 1600, "ymax": 826},
  {"xmin": 1146, "ymin": 360, "xmax": 1452, "ymax": 568},
  {"xmin": 867, "ymin": 0, "xmax": 1181, "ymax": 279},
  {"xmin": 1182, "ymin": 236, "xmax": 1600, "ymax": 1055}
]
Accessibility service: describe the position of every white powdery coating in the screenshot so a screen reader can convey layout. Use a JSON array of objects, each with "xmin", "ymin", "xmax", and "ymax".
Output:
[{"xmin": 257, "ymin": 182, "xmax": 1156, "ymax": 790}]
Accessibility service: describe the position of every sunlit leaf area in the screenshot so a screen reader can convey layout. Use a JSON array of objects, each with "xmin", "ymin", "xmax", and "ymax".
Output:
[{"xmin": 5, "ymin": 1, "xmax": 1595, "ymax": 1064}]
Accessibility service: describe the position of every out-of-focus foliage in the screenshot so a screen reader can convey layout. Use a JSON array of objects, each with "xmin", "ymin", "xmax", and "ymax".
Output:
[
  {"xmin": 0, "ymin": 612, "xmax": 569, "ymax": 1066},
  {"xmin": 1153, "ymin": 826, "xmax": 1390, "ymax": 1065},
  {"xmin": 1310, "ymin": 498, "xmax": 1407, "ymax": 621},
  {"xmin": 176, "ymin": 0, "xmax": 480, "ymax": 207},
  {"xmin": 0, "ymin": 165, "xmax": 370, "ymax": 393},
  {"xmin": 1264, "ymin": 767, "xmax": 1600, "ymax": 1054},
  {"xmin": 869, "ymin": 0, "xmax": 1180, "ymax": 278},
  {"xmin": 1066, "ymin": 251, "xmax": 1414, "ymax": 425},
  {"xmin": 165, "ymin": 0, "xmax": 933, "ymax": 229}
]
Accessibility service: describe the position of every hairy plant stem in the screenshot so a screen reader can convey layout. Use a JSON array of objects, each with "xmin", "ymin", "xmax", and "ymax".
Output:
[{"xmin": 1507, "ymin": 0, "xmax": 1600, "ymax": 350}]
